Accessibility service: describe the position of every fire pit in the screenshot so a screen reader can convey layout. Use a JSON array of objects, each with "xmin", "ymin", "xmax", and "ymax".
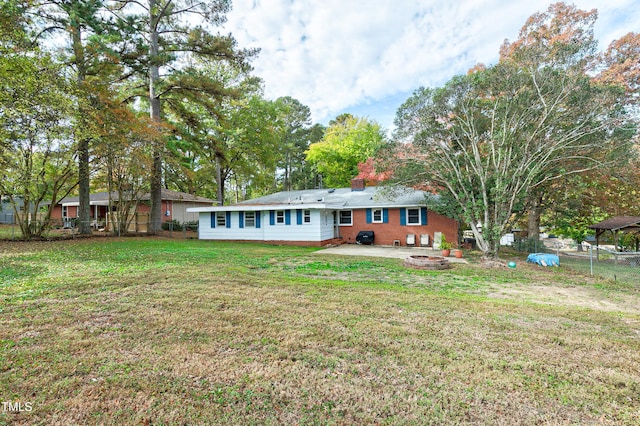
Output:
[{"xmin": 403, "ymin": 255, "xmax": 450, "ymax": 270}]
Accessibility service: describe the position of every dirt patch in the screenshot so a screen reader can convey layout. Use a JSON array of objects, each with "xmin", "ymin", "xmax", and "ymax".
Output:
[
  {"xmin": 480, "ymin": 259, "xmax": 508, "ymax": 268},
  {"xmin": 404, "ymin": 255, "xmax": 451, "ymax": 270},
  {"xmin": 488, "ymin": 284, "xmax": 640, "ymax": 314}
]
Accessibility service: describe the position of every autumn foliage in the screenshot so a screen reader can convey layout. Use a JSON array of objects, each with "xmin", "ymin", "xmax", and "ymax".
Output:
[{"xmin": 390, "ymin": 2, "xmax": 637, "ymax": 259}]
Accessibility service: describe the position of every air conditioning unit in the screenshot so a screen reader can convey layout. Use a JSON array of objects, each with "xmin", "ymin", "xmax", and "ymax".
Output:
[{"xmin": 406, "ymin": 234, "xmax": 416, "ymax": 246}]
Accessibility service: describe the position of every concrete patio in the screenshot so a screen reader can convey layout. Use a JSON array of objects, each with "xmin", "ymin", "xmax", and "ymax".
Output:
[{"xmin": 315, "ymin": 244, "xmax": 468, "ymax": 263}]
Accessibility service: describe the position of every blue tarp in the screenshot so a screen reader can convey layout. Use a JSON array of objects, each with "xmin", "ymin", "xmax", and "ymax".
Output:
[{"xmin": 526, "ymin": 253, "xmax": 560, "ymax": 267}]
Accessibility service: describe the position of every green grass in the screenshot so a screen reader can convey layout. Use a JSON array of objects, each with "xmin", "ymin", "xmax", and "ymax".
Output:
[
  {"xmin": 560, "ymin": 254, "xmax": 640, "ymax": 288},
  {"xmin": 503, "ymin": 245, "xmax": 639, "ymax": 288},
  {"xmin": 0, "ymin": 225, "xmax": 21, "ymax": 240},
  {"xmin": 1, "ymin": 238, "xmax": 639, "ymax": 425}
]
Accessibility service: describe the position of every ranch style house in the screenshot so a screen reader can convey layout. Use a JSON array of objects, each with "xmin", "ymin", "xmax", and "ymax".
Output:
[
  {"xmin": 52, "ymin": 189, "xmax": 215, "ymax": 230},
  {"xmin": 188, "ymin": 179, "xmax": 459, "ymax": 247}
]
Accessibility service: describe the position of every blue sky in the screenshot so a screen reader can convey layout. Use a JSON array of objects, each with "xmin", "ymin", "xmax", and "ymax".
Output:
[{"xmin": 223, "ymin": 0, "xmax": 640, "ymax": 131}]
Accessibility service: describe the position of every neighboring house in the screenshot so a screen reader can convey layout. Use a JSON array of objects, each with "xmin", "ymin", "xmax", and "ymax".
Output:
[
  {"xmin": 0, "ymin": 196, "xmax": 16, "ymax": 224},
  {"xmin": 52, "ymin": 189, "xmax": 215, "ymax": 229},
  {"xmin": 0, "ymin": 196, "xmax": 31, "ymax": 225},
  {"xmin": 187, "ymin": 179, "xmax": 459, "ymax": 247}
]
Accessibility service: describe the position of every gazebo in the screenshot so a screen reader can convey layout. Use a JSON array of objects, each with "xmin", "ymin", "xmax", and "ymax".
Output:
[{"xmin": 589, "ymin": 216, "xmax": 640, "ymax": 252}]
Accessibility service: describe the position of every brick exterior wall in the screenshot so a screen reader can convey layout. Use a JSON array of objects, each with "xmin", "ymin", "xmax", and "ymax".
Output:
[
  {"xmin": 338, "ymin": 208, "xmax": 459, "ymax": 247},
  {"xmin": 50, "ymin": 205, "xmax": 62, "ymax": 220},
  {"xmin": 50, "ymin": 205, "xmax": 77, "ymax": 220},
  {"xmin": 51, "ymin": 201, "xmax": 185, "ymax": 224}
]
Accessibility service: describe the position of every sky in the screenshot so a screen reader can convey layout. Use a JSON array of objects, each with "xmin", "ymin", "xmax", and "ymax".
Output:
[{"xmin": 222, "ymin": 0, "xmax": 640, "ymax": 130}]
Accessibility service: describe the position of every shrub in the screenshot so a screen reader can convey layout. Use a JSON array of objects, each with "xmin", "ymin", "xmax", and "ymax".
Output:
[
  {"xmin": 184, "ymin": 221, "xmax": 198, "ymax": 232},
  {"xmin": 162, "ymin": 219, "xmax": 183, "ymax": 231}
]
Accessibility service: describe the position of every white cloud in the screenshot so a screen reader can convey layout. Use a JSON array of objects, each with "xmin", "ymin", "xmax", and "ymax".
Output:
[{"xmin": 224, "ymin": 0, "xmax": 640, "ymax": 127}]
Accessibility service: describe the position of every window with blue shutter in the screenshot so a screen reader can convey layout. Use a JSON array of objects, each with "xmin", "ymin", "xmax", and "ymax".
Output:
[
  {"xmin": 407, "ymin": 208, "xmax": 421, "ymax": 225},
  {"xmin": 269, "ymin": 210, "xmax": 275, "ymax": 226},
  {"xmin": 366, "ymin": 208, "xmax": 372, "ymax": 224},
  {"xmin": 421, "ymin": 207, "xmax": 428, "ymax": 225},
  {"xmin": 371, "ymin": 209, "xmax": 384, "ymax": 223},
  {"xmin": 256, "ymin": 211, "xmax": 261, "ymax": 228},
  {"xmin": 210, "ymin": 212, "xmax": 215, "ymax": 228},
  {"xmin": 244, "ymin": 211, "xmax": 256, "ymax": 227},
  {"xmin": 239, "ymin": 211, "xmax": 244, "ymax": 228},
  {"xmin": 285, "ymin": 210, "xmax": 291, "ymax": 225},
  {"xmin": 226, "ymin": 212, "xmax": 231, "ymax": 228},
  {"xmin": 383, "ymin": 208, "xmax": 389, "ymax": 224},
  {"xmin": 296, "ymin": 209, "xmax": 303, "ymax": 225},
  {"xmin": 215, "ymin": 212, "xmax": 226, "ymax": 227},
  {"xmin": 400, "ymin": 208, "xmax": 406, "ymax": 226}
]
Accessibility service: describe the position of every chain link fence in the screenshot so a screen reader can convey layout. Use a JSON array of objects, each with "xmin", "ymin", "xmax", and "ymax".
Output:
[
  {"xmin": 0, "ymin": 211, "xmax": 15, "ymax": 225},
  {"xmin": 0, "ymin": 218, "xmax": 199, "ymax": 240},
  {"xmin": 513, "ymin": 237, "xmax": 639, "ymax": 286}
]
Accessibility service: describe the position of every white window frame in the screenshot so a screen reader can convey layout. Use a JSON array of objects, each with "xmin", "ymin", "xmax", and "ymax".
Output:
[
  {"xmin": 407, "ymin": 208, "xmax": 421, "ymax": 225},
  {"xmin": 244, "ymin": 211, "xmax": 255, "ymax": 228},
  {"xmin": 276, "ymin": 210, "xmax": 285, "ymax": 224},
  {"xmin": 303, "ymin": 210, "xmax": 311, "ymax": 224},
  {"xmin": 372, "ymin": 208, "xmax": 383, "ymax": 223},
  {"xmin": 62, "ymin": 205, "xmax": 68, "ymax": 218},
  {"xmin": 216, "ymin": 212, "xmax": 226, "ymax": 227},
  {"xmin": 339, "ymin": 210, "xmax": 353, "ymax": 226}
]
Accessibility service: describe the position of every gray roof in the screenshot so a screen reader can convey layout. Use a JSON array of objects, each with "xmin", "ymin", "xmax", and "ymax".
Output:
[
  {"xmin": 238, "ymin": 186, "xmax": 430, "ymax": 209},
  {"xmin": 60, "ymin": 189, "xmax": 215, "ymax": 205}
]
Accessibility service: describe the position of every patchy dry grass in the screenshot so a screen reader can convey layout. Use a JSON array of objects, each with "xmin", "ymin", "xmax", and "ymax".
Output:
[
  {"xmin": 0, "ymin": 225, "xmax": 21, "ymax": 240},
  {"xmin": 1, "ymin": 238, "xmax": 639, "ymax": 425}
]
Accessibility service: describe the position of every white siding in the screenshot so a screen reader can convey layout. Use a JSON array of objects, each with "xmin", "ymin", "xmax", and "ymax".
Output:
[
  {"xmin": 263, "ymin": 209, "xmax": 323, "ymax": 242},
  {"xmin": 320, "ymin": 210, "xmax": 336, "ymax": 241},
  {"xmin": 198, "ymin": 209, "xmax": 336, "ymax": 242},
  {"xmin": 198, "ymin": 211, "xmax": 265, "ymax": 241}
]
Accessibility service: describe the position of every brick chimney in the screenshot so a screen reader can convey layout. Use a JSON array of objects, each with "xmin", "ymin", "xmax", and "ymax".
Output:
[{"xmin": 351, "ymin": 178, "xmax": 365, "ymax": 191}]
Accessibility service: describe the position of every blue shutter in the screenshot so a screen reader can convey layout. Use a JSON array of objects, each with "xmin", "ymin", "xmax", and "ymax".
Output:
[
  {"xmin": 383, "ymin": 208, "xmax": 389, "ymax": 224},
  {"xmin": 285, "ymin": 210, "xmax": 291, "ymax": 225},
  {"xmin": 210, "ymin": 212, "xmax": 215, "ymax": 228},
  {"xmin": 226, "ymin": 212, "xmax": 231, "ymax": 228},
  {"xmin": 239, "ymin": 211, "xmax": 244, "ymax": 229},
  {"xmin": 421, "ymin": 207, "xmax": 428, "ymax": 225},
  {"xmin": 269, "ymin": 210, "xmax": 275, "ymax": 226},
  {"xmin": 256, "ymin": 211, "xmax": 261, "ymax": 228},
  {"xmin": 400, "ymin": 208, "xmax": 406, "ymax": 226},
  {"xmin": 366, "ymin": 208, "xmax": 372, "ymax": 224},
  {"xmin": 296, "ymin": 209, "xmax": 302, "ymax": 225}
]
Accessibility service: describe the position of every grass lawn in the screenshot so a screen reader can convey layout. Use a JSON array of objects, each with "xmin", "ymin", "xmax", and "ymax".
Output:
[
  {"xmin": 560, "ymin": 253, "xmax": 640, "ymax": 286},
  {"xmin": 1, "ymin": 238, "xmax": 639, "ymax": 425},
  {"xmin": 0, "ymin": 225, "xmax": 20, "ymax": 240}
]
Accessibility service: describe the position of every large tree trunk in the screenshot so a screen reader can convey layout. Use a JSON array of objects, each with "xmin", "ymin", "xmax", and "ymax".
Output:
[
  {"xmin": 527, "ymin": 196, "xmax": 543, "ymax": 241},
  {"xmin": 150, "ymin": 146, "xmax": 162, "ymax": 233},
  {"xmin": 216, "ymin": 155, "xmax": 223, "ymax": 206},
  {"xmin": 284, "ymin": 151, "xmax": 291, "ymax": 191},
  {"xmin": 474, "ymin": 235, "xmax": 500, "ymax": 260},
  {"xmin": 72, "ymin": 20, "xmax": 92, "ymax": 235},
  {"xmin": 148, "ymin": 0, "xmax": 162, "ymax": 234},
  {"xmin": 78, "ymin": 138, "xmax": 91, "ymax": 234},
  {"xmin": 469, "ymin": 222, "xmax": 501, "ymax": 260}
]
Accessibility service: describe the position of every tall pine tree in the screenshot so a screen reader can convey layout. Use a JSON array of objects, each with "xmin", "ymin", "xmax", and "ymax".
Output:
[{"xmin": 110, "ymin": 0, "xmax": 256, "ymax": 231}]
